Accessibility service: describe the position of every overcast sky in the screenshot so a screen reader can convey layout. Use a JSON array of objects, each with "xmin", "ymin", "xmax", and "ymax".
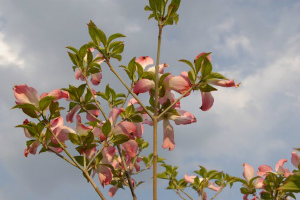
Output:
[{"xmin": 1, "ymin": 0, "xmax": 300, "ymax": 199}]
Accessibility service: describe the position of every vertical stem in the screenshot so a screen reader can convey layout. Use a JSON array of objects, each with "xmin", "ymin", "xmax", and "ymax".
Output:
[{"xmin": 153, "ymin": 24, "xmax": 163, "ymax": 200}]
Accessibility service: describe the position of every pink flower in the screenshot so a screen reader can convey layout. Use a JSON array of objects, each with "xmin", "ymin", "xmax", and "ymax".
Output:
[
  {"xmin": 243, "ymin": 163, "xmax": 264, "ymax": 189},
  {"xmin": 169, "ymin": 110, "xmax": 197, "ymax": 125},
  {"xmin": 13, "ymin": 84, "xmax": 40, "ymax": 107},
  {"xmin": 24, "ymin": 140, "xmax": 41, "ymax": 157},
  {"xmin": 91, "ymin": 72, "xmax": 102, "ymax": 85},
  {"xmin": 162, "ymin": 119, "xmax": 175, "ymax": 150},
  {"xmin": 108, "ymin": 186, "xmax": 118, "ymax": 197},
  {"xmin": 76, "ymin": 115, "xmax": 91, "ymax": 136},
  {"xmin": 136, "ymin": 56, "xmax": 154, "ymax": 69},
  {"xmin": 200, "ymin": 92, "xmax": 214, "ymax": 111},
  {"xmin": 292, "ymin": 151, "xmax": 300, "ymax": 168},
  {"xmin": 165, "ymin": 71, "xmax": 192, "ymax": 96},
  {"xmin": 184, "ymin": 174, "xmax": 197, "ymax": 183},
  {"xmin": 133, "ymin": 79, "xmax": 155, "ymax": 95},
  {"xmin": 257, "ymin": 159, "xmax": 291, "ymax": 178}
]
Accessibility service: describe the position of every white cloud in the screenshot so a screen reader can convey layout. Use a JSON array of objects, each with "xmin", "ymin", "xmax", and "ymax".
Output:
[{"xmin": 0, "ymin": 33, "xmax": 24, "ymax": 69}]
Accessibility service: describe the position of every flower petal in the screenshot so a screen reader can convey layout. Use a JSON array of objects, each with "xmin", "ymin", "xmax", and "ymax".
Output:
[
  {"xmin": 243, "ymin": 163, "xmax": 255, "ymax": 183},
  {"xmin": 66, "ymin": 105, "xmax": 80, "ymax": 123},
  {"xmin": 162, "ymin": 119, "xmax": 175, "ymax": 151},
  {"xmin": 207, "ymin": 79, "xmax": 237, "ymax": 87},
  {"xmin": 133, "ymin": 79, "xmax": 155, "ymax": 95},
  {"xmin": 91, "ymin": 72, "xmax": 102, "ymax": 85},
  {"xmin": 200, "ymin": 92, "xmax": 214, "ymax": 111},
  {"xmin": 291, "ymin": 151, "xmax": 300, "ymax": 168},
  {"xmin": 86, "ymin": 109, "xmax": 100, "ymax": 121},
  {"xmin": 13, "ymin": 84, "xmax": 40, "ymax": 107},
  {"xmin": 121, "ymin": 140, "xmax": 138, "ymax": 158},
  {"xmin": 97, "ymin": 165, "xmax": 113, "ymax": 187},
  {"xmin": 108, "ymin": 186, "xmax": 118, "ymax": 197},
  {"xmin": 184, "ymin": 174, "xmax": 196, "ymax": 183},
  {"xmin": 136, "ymin": 56, "xmax": 154, "ymax": 69},
  {"xmin": 75, "ymin": 70, "xmax": 85, "ymax": 81},
  {"xmin": 275, "ymin": 159, "xmax": 287, "ymax": 174},
  {"xmin": 76, "ymin": 115, "xmax": 91, "ymax": 136},
  {"xmin": 257, "ymin": 165, "xmax": 273, "ymax": 177},
  {"xmin": 170, "ymin": 110, "xmax": 197, "ymax": 125},
  {"xmin": 165, "ymin": 72, "xmax": 191, "ymax": 96}
]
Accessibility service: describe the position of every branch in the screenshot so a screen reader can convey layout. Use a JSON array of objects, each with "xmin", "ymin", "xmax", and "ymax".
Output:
[
  {"xmin": 106, "ymin": 60, "xmax": 153, "ymax": 120},
  {"xmin": 79, "ymin": 68, "xmax": 108, "ymax": 121},
  {"xmin": 116, "ymin": 145, "xmax": 137, "ymax": 200}
]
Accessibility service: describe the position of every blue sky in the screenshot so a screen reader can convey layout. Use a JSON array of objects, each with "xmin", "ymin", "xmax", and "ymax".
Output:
[{"xmin": 1, "ymin": 0, "xmax": 300, "ymax": 199}]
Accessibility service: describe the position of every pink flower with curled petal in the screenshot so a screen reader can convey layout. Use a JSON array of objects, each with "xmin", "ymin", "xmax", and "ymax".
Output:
[
  {"xmin": 121, "ymin": 140, "xmax": 138, "ymax": 158},
  {"xmin": 184, "ymin": 174, "xmax": 197, "ymax": 183},
  {"xmin": 24, "ymin": 140, "xmax": 41, "ymax": 157},
  {"xmin": 13, "ymin": 84, "xmax": 40, "ymax": 107},
  {"xmin": 66, "ymin": 105, "xmax": 80, "ymax": 123},
  {"xmin": 23, "ymin": 119, "xmax": 32, "ymax": 138},
  {"xmin": 76, "ymin": 115, "xmax": 91, "ymax": 136},
  {"xmin": 133, "ymin": 79, "xmax": 155, "ymax": 95},
  {"xmin": 91, "ymin": 72, "xmax": 102, "ymax": 85},
  {"xmin": 243, "ymin": 163, "xmax": 264, "ymax": 189},
  {"xmin": 108, "ymin": 186, "xmax": 118, "ymax": 197},
  {"xmin": 200, "ymin": 92, "xmax": 214, "ymax": 111},
  {"xmin": 86, "ymin": 109, "xmax": 100, "ymax": 122},
  {"xmin": 162, "ymin": 119, "xmax": 175, "ymax": 150},
  {"xmin": 102, "ymin": 146, "xmax": 117, "ymax": 164},
  {"xmin": 169, "ymin": 110, "xmax": 197, "ymax": 125},
  {"xmin": 258, "ymin": 159, "xmax": 291, "ymax": 178},
  {"xmin": 97, "ymin": 165, "xmax": 113, "ymax": 187},
  {"xmin": 75, "ymin": 69, "xmax": 85, "ymax": 81},
  {"xmin": 108, "ymin": 107, "xmax": 125, "ymax": 125},
  {"xmin": 165, "ymin": 71, "xmax": 192, "ymax": 96},
  {"xmin": 292, "ymin": 151, "xmax": 300, "ymax": 168},
  {"xmin": 40, "ymin": 89, "xmax": 69, "ymax": 101},
  {"xmin": 136, "ymin": 56, "xmax": 154, "ymax": 69}
]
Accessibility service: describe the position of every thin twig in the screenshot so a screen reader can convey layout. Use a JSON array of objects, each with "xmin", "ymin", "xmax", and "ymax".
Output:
[
  {"xmin": 175, "ymin": 189, "xmax": 187, "ymax": 200},
  {"xmin": 117, "ymin": 145, "xmax": 137, "ymax": 200},
  {"xmin": 158, "ymin": 84, "xmax": 198, "ymax": 119},
  {"xmin": 41, "ymin": 143, "xmax": 78, "ymax": 168},
  {"xmin": 210, "ymin": 186, "xmax": 225, "ymax": 200},
  {"xmin": 79, "ymin": 68, "xmax": 108, "ymax": 121},
  {"xmin": 106, "ymin": 60, "xmax": 153, "ymax": 120}
]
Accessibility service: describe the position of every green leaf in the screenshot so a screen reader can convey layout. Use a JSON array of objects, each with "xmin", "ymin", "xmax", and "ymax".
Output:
[
  {"xmin": 179, "ymin": 59, "xmax": 195, "ymax": 71},
  {"xmin": 205, "ymin": 72, "xmax": 228, "ymax": 80},
  {"xmin": 102, "ymin": 121, "xmax": 111, "ymax": 137},
  {"xmin": 66, "ymin": 46, "xmax": 79, "ymax": 54},
  {"xmin": 279, "ymin": 172, "xmax": 300, "ymax": 192},
  {"xmin": 69, "ymin": 133, "xmax": 81, "ymax": 145},
  {"xmin": 144, "ymin": 5, "xmax": 152, "ymax": 11},
  {"xmin": 201, "ymin": 58, "xmax": 213, "ymax": 78},
  {"xmin": 111, "ymin": 54, "xmax": 122, "ymax": 61},
  {"xmin": 77, "ymin": 84, "xmax": 86, "ymax": 98},
  {"xmin": 22, "ymin": 108, "xmax": 38, "ymax": 118},
  {"xmin": 107, "ymin": 33, "xmax": 126, "ymax": 44},
  {"xmin": 84, "ymin": 104, "xmax": 98, "ymax": 110},
  {"xmin": 111, "ymin": 134, "xmax": 130, "ymax": 145},
  {"xmin": 74, "ymin": 156, "xmax": 84, "ymax": 166},
  {"xmin": 130, "ymin": 114, "xmax": 143, "ymax": 123},
  {"xmin": 84, "ymin": 131, "xmax": 94, "ymax": 145},
  {"xmin": 111, "ymin": 43, "xmax": 124, "ymax": 55},
  {"xmin": 39, "ymin": 96, "xmax": 55, "ymax": 111},
  {"xmin": 188, "ymin": 70, "xmax": 196, "ymax": 83},
  {"xmin": 12, "ymin": 103, "xmax": 38, "ymax": 111},
  {"xmin": 157, "ymin": 172, "xmax": 169, "ymax": 179},
  {"xmin": 68, "ymin": 52, "xmax": 80, "ymax": 66},
  {"xmin": 109, "ymin": 41, "xmax": 124, "ymax": 51},
  {"xmin": 199, "ymin": 83, "xmax": 217, "ymax": 92},
  {"xmin": 128, "ymin": 57, "xmax": 136, "ymax": 79}
]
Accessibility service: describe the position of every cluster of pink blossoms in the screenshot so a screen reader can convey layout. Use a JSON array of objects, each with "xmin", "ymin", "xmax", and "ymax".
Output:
[
  {"xmin": 242, "ymin": 151, "xmax": 300, "ymax": 200},
  {"xmin": 13, "ymin": 50, "xmax": 239, "ymax": 195}
]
